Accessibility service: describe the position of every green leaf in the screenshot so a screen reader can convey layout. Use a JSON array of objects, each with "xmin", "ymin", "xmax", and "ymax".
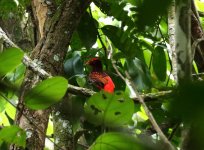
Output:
[
  {"xmin": 152, "ymin": 46, "xmax": 167, "ymax": 81},
  {"xmin": 64, "ymin": 54, "xmax": 84, "ymax": 78},
  {"xmin": 25, "ymin": 77, "xmax": 68, "ymax": 110},
  {"xmin": 70, "ymin": 31, "xmax": 83, "ymax": 50},
  {"xmin": 6, "ymin": 63, "xmax": 26, "ymax": 83},
  {"xmin": 143, "ymin": 50, "xmax": 152, "ymax": 68},
  {"xmin": 102, "ymin": 25, "xmax": 124, "ymax": 51},
  {"xmin": 5, "ymin": 112, "xmax": 14, "ymax": 125},
  {"xmin": 94, "ymin": 0, "xmax": 134, "ymax": 28},
  {"xmin": 102, "ymin": 25, "xmax": 139, "ymax": 58},
  {"xmin": 0, "ymin": 96, "xmax": 7, "ymax": 113},
  {"xmin": 126, "ymin": 58, "xmax": 152, "ymax": 91},
  {"xmin": 0, "ymin": 125, "xmax": 26, "ymax": 148},
  {"xmin": 0, "ymin": 48, "xmax": 24, "ymax": 77},
  {"xmin": 136, "ymin": 0, "xmax": 172, "ymax": 30},
  {"xmin": 0, "ymin": 0, "xmax": 18, "ymax": 17},
  {"xmin": 76, "ymin": 76, "xmax": 86, "ymax": 87},
  {"xmin": 84, "ymin": 91, "xmax": 134, "ymax": 127},
  {"xmin": 89, "ymin": 132, "xmax": 153, "ymax": 150},
  {"xmin": 77, "ymin": 12, "xmax": 98, "ymax": 49},
  {"xmin": 0, "ymin": 141, "xmax": 8, "ymax": 150}
]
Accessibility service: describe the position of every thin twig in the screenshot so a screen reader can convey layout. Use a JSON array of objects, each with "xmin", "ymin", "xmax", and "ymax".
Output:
[
  {"xmin": 111, "ymin": 60, "xmax": 126, "ymax": 81},
  {"xmin": 191, "ymin": 38, "xmax": 204, "ymax": 62},
  {"xmin": 88, "ymin": 7, "xmax": 108, "ymax": 59},
  {"xmin": 77, "ymin": 143, "xmax": 89, "ymax": 149},
  {"xmin": 111, "ymin": 57, "xmax": 175, "ymax": 149},
  {"xmin": 0, "ymin": 27, "xmax": 18, "ymax": 48},
  {"xmin": 168, "ymin": 123, "xmax": 180, "ymax": 141},
  {"xmin": 125, "ymin": 72, "xmax": 175, "ymax": 150}
]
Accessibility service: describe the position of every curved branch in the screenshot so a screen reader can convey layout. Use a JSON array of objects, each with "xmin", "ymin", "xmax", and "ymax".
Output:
[{"xmin": 0, "ymin": 26, "xmax": 174, "ymax": 102}]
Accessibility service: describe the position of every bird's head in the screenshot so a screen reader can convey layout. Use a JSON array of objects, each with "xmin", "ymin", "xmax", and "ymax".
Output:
[{"xmin": 86, "ymin": 57, "xmax": 103, "ymax": 72}]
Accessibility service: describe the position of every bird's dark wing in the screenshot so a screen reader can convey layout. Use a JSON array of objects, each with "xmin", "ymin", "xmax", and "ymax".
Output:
[{"xmin": 88, "ymin": 72, "xmax": 108, "ymax": 89}]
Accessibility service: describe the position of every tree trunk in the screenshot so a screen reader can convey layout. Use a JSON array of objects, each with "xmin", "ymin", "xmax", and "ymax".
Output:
[
  {"xmin": 11, "ymin": 0, "xmax": 91, "ymax": 149},
  {"xmin": 175, "ymin": 0, "xmax": 191, "ymax": 82},
  {"xmin": 175, "ymin": 0, "xmax": 193, "ymax": 149},
  {"xmin": 168, "ymin": 0, "xmax": 177, "ymax": 82}
]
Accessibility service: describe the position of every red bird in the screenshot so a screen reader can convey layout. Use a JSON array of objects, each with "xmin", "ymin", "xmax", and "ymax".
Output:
[{"xmin": 86, "ymin": 57, "xmax": 115, "ymax": 93}]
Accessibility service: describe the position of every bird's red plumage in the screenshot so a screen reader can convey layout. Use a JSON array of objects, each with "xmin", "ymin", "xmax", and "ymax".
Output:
[
  {"xmin": 86, "ymin": 58, "xmax": 115, "ymax": 93},
  {"xmin": 103, "ymin": 76, "xmax": 115, "ymax": 93}
]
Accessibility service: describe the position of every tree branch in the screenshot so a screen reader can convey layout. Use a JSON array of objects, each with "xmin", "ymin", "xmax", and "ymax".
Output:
[
  {"xmin": 0, "ymin": 26, "xmax": 174, "ymax": 102},
  {"xmin": 125, "ymin": 72, "xmax": 175, "ymax": 150},
  {"xmin": 111, "ymin": 53, "xmax": 175, "ymax": 149}
]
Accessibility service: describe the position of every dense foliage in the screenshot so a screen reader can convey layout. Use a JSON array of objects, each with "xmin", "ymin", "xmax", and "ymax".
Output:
[{"xmin": 1, "ymin": 0, "xmax": 204, "ymax": 150}]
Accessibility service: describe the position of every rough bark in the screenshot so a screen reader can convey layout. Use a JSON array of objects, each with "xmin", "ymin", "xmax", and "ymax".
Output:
[
  {"xmin": 168, "ymin": 0, "xmax": 177, "ymax": 82},
  {"xmin": 191, "ymin": 0, "xmax": 204, "ymax": 72},
  {"xmin": 175, "ymin": 0, "xmax": 191, "ymax": 82},
  {"xmin": 31, "ymin": 0, "xmax": 48, "ymax": 38},
  {"xmin": 175, "ymin": 0, "xmax": 193, "ymax": 149},
  {"xmin": 12, "ymin": 0, "xmax": 91, "ymax": 149}
]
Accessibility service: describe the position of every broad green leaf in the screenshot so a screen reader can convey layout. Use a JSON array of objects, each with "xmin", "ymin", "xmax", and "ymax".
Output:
[
  {"xmin": 140, "ymin": 38, "xmax": 154, "ymax": 52},
  {"xmin": 159, "ymin": 19, "xmax": 168, "ymax": 35},
  {"xmin": 0, "ymin": 48, "xmax": 24, "ymax": 77},
  {"xmin": 0, "ymin": 125, "xmax": 26, "ymax": 148},
  {"xmin": 0, "ymin": 96, "xmax": 7, "ymax": 113},
  {"xmin": 5, "ymin": 112, "xmax": 14, "ymax": 125},
  {"xmin": 76, "ymin": 76, "xmax": 86, "ymax": 87},
  {"xmin": 25, "ymin": 77, "xmax": 68, "ymax": 110},
  {"xmin": 84, "ymin": 91, "xmax": 134, "ymax": 127},
  {"xmin": 152, "ymin": 46, "xmax": 167, "ymax": 81},
  {"xmin": 94, "ymin": 0, "xmax": 134, "ymax": 28},
  {"xmin": 0, "ymin": 141, "xmax": 8, "ymax": 150},
  {"xmin": 64, "ymin": 54, "xmax": 84, "ymax": 78},
  {"xmin": 89, "ymin": 132, "xmax": 153, "ymax": 150},
  {"xmin": 126, "ymin": 58, "xmax": 152, "ymax": 91},
  {"xmin": 70, "ymin": 32, "xmax": 83, "ymax": 50},
  {"xmin": 5, "ymin": 100, "xmax": 16, "ymax": 121},
  {"xmin": 6, "ymin": 63, "xmax": 26, "ymax": 87},
  {"xmin": 0, "ymin": 0, "xmax": 17, "ymax": 17},
  {"xmin": 136, "ymin": 0, "xmax": 172, "ymax": 30},
  {"xmin": 102, "ymin": 25, "xmax": 124, "ymax": 51},
  {"xmin": 102, "ymin": 25, "xmax": 139, "ymax": 58},
  {"xmin": 77, "ymin": 12, "xmax": 98, "ymax": 49},
  {"xmin": 143, "ymin": 50, "xmax": 152, "ymax": 68}
]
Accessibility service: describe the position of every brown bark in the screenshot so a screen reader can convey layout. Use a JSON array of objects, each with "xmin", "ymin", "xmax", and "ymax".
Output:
[
  {"xmin": 191, "ymin": 0, "xmax": 204, "ymax": 72},
  {"xmin": 12, "ymin": 0, "xmax": 91, "ymax": 149},
  {"xmin": 31, "ymin": 0, "xmax": 48, "ymax": 38}
]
